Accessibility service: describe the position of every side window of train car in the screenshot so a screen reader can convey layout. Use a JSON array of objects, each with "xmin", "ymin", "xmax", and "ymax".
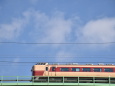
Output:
[
  {"xmin": 72, "ymin": 68, "xmax": 80, "ymax": 71},
  {"xmin": 93, "ymin": 68, "xmax": 102, "ymax": 72},
  {"xmin": 52, "ymin": 67, "xmax": 56, "ymax": 71},
  {"xmin": 61, "ymin": 68, "xmax": 69, "ymax": 71},
  {"xmin": 104, "ymin": 68, "xmax": 113, "ymax": 72},
  {"xmin": 82, "ymin": 68, "xmax": 91, "ymax": 72},
  {"xmin": 46, "ymin": 67, "xmax": 48, "ymax": 71}
]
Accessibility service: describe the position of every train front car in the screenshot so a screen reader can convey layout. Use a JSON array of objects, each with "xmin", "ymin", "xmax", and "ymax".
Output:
[
  {"xmin": 31, "ymin": 63, "xmax": 115, "ymax": 82},
  {"xmin": 32, "ymin": 63, "xmax": 48, "ymax": 76}
]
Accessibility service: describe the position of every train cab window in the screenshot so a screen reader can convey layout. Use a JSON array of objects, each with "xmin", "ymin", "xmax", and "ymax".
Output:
[
  {"xmin": 61, "ymin": 68, "xmax": 69, "ymax": 71},
  {"xmin": 82, "ymin": 68, "xmax": 91, "ymax": 72},
  {"xmin": 104, "ymin": 68, "xmax": 113, "ymax": 72},
  {"xmin": 72, "ymin": 68, "xmax": 80, "ymax": 71},
  {"xmin": 93, "ymin": 68, "xmax": 102, "ymax": 72},
  {"xmin": 52, "ymin": 67, "xmax": 56, "ymax": 71},
  {"xmin": 46, "ymin": 67, "xmax": 48, "ymax": 71}
]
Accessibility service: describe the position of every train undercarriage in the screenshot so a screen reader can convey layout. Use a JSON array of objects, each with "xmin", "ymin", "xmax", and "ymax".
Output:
[{"xmin": 33, "ymin": 76, "xmax": 115, "ymax": 84}]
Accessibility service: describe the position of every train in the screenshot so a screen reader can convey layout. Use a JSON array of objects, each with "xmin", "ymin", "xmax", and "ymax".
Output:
[
  {"xmin": 31, "ymin": 62, "xmax": 115, "ymax": 83},
  {"xmin": 32, "ymin": 62, "xmax": 115, "ymax": 77}
]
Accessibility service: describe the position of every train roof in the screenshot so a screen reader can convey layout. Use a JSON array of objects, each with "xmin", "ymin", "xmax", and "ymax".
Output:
[{"xmin": 35, "ymin": 62, "xmax": 114, "ymax": 66}]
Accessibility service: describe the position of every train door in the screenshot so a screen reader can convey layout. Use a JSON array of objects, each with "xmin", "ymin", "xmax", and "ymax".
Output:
[
  {"xmin": 52, "ymin": 66, "xmax": 56, "ymax": 76},
  {"xmin": 45, "ymin": 66, "xmax": 49, "ymax": 76}
]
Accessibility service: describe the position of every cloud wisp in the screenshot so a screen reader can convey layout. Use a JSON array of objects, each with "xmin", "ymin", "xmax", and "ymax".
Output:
[
  {"xmin": 0, "ymin": 15, "xmax": 29, "ymax": 41},
  {"xmin": 27, "ymin": 10, "xmax": 75, "ymax": 44},
  {"xmin": 77, "ymin": 18, "xmax": 115, "ymax": 44}
]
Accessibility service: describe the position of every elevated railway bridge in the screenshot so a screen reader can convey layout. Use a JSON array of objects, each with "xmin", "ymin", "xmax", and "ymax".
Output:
[{"xmin": 0, "ymin": 76, "xmax": 115, "ymax": 86}]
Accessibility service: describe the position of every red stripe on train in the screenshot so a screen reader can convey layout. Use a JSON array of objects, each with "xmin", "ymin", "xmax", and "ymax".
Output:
[{"xmin": 33, "ymin": 71, "xmax": 44, "ymax": 76}]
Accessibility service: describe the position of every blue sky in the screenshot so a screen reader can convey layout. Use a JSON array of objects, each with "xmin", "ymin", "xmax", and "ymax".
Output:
[{"xmin": 0, "ymin": 0, "xmax": 115, "ymax": 76}]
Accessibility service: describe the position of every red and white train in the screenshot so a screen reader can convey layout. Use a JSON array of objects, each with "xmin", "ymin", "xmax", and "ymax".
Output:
[{"xmin": 31, "ymin": 63, "xmax": 115, "ymax": 77}]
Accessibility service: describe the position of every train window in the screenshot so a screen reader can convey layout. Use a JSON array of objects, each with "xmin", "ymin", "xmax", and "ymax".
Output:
[
  {"xmin": 72, "ymin": 68, "xmax": 80, "ymax": 71},
  {"xmin": 61, "ymin": 68, "xmax": 69, "ymax": 71},
  {"xmin": 93, "ymin": 68, "xmax": 102, "ymax": 72},
  {"xmin": 104, "ymin": 68, "xmax": 113, "ymax": 72},
  {"xmin": 46, "ymin": 67, "xmax": 48, "ymax": 71},
  {"xmin": 52, "ymin": 67, "xmax": 56, "ymax": 71},
  {"xmin": 82, "ymin": 68, "xmax": 91, "ymax": 72}
]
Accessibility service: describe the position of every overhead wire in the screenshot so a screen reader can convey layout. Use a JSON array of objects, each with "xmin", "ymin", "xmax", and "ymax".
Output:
[
  {"xmin": 0, "ymin": 42, "xmax": 115, "ymax": 44},
  {"xmin": 0, "ymin": 55, "xmax": 115, "ymax": 58},
  {"xmin": 0, "ymin": 42, "xmax": 115, "ymax": 66},
  {"xmin": 0, "ymin": 61, "xmax": 115, "ymax": 63}
]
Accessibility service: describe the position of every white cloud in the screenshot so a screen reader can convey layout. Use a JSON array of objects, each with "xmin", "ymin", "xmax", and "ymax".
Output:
[
  {"xmin": 77, "ymin": 18, "xmax": 115, "ymax": 43},
  {"xmin": 30, "ymin": 11, "xmax": 115, "ymax": 46},
  {"xmin": 0, "ymin": 13, "xmax": 29, "ymax": 41},
  {"xmin": 41, "ymin": 14, "xmax": 73, "ymax": 43},
  {"xmin": 0, "ymin": 9, "xmax": 76, "ymax": 43},
  {"xmin": 29, "ymin": 10, "xmax": 74, "ymax": 43},
  {"xmin": 0, "ymin": 20, "xmax": 22, "ymax": 40}
]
